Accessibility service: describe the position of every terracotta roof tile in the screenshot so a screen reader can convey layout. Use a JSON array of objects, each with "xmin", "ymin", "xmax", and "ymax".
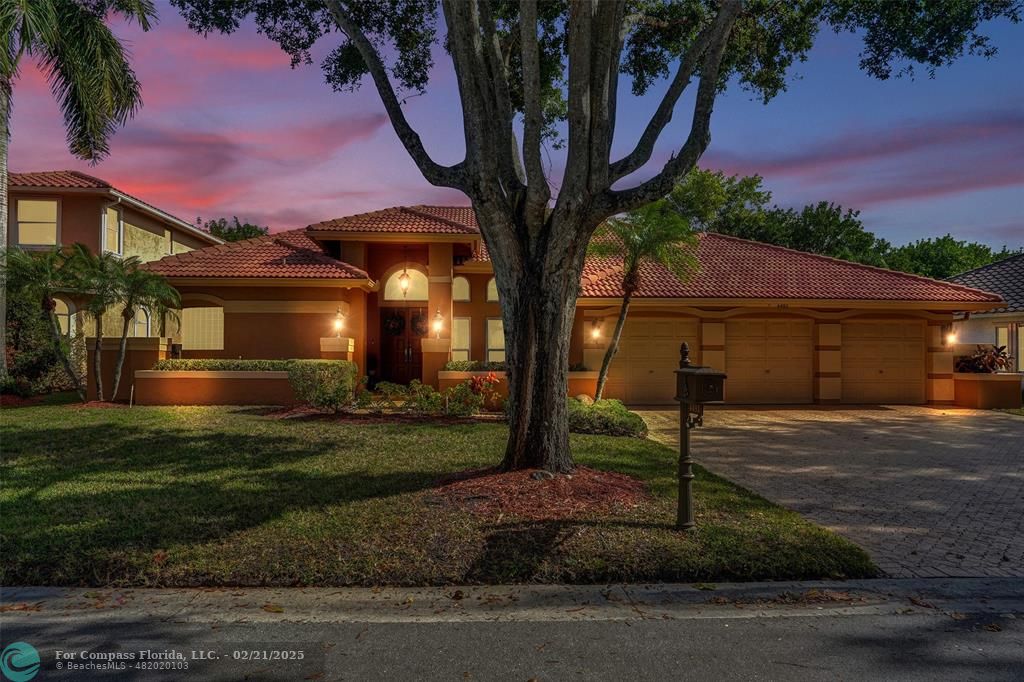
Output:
[
  {"xmin": 948, "ymin": 253, "xmax": 1024, "ymax": 313},
  {"xmin": 9, "ymin": 170, "xmax": 111, "ymax": 189},
  {"xmin": 308, "ymin": 205, "xmax": 480, "ymax": 235},
  {"xmin": 144, "ymin": 229, "xmax": 368, "ymax": 280},
  {"xmin": 578, "ymin": 232, "xmax": 1003, "ymax": 303}
]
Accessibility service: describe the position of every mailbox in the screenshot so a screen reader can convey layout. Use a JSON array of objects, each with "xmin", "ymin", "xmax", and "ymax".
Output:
[{"xmin": 674, "ymin": 343, "xmax": 726, "ymax": 404}]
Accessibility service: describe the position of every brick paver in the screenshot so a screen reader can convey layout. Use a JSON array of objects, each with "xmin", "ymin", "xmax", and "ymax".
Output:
[{"xmin": 637, "ymin": 406, "xmax": 1024, "ymax": 578}]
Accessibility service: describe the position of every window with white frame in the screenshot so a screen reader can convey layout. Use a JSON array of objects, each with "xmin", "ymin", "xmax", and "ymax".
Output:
[
  {"xmin": 486, "ymin": 277, "xmax": 499, "ymax": 302},
  {"xmin": 181, "ymin": 307, "xmax": 224, "ymax": 350},
  {"xmin": 452, "ymin": 317, "xmax": 471, "ymax": 362},
  {"xmin": 103, "ymin": 206, "xmax": 123, "ymax": 255},
  {"xmin": 53, "ymin": 298, "xmax": 74, "ymax": 336},
  {"xmin": 15, "ymin": 199, "xmax": 59, "ymax": 246},
  {"xmin": 131, "ymin": 307, "xmax": 151, "ymax": 337},
  {"xmin": 452, "ymin": 276, "xmax": 471, "ymax": 302},
  {"xmin": 486, "ymin": 318, "xmax": 505, "ymax": 363}
]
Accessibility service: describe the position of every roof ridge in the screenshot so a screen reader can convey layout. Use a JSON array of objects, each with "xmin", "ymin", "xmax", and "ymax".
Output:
[
  {"xmin": 64, "ymin": 169, "xmax": 112, "ymax": 187},
  {"xmin": 403, "ymin": 205, "xmax": 478, "ymax": 233},
  {"xmin": 699, "ymin": 231, "xmax": 1003, "ymax": 302}
]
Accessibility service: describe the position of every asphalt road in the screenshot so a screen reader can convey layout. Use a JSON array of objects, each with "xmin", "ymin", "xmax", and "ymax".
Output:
[{"xmin": 3, "ymin": 580, "xmax": 1022, "ymax": 681}]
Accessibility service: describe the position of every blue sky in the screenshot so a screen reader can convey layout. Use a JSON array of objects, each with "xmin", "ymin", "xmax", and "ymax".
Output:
[{"xmin": 9, "ymin": 4, "xmax": 1022, "ymax": 248}]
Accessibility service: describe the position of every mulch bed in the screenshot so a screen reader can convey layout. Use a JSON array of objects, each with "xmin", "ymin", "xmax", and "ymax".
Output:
[
  {"xmin": 261, "ymin": 406, "xmax": 504, "ymax": 425},
  {"xmin": 68, "ymin": 401, "xmax": 129, "ymax": 409},
  {"xmin": 433, "ymin": 466, "xmax": 649, "ymax": 520},
  {"xmin": 0, "ymin": 394, "xmax": 42, "ymax": 408}
]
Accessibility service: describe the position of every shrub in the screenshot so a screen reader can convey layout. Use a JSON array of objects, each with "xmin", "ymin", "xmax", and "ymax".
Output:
[
  {"xmin": 443, "ymin": 381, "xmax": 485, "ymax": 417},
  {"xmin": 567, "ymin": 398, "xmax": 648, "ymax": 437},
  {"xmin": 442, "ymin": 360, "xmax": 508, "ymax": 372},
  {"xmin": 407, "ymin": 380, "xmax": 445, "ymax": 414},
  {"xmin": 955, "ymin": 345, "xmax": 1012, "ymax": 373},
  {"xmin": 287, "ymin": 360, "xmax": 358, "ymax": 412},
  {"xmin": 153, "ymin": 358, "xmax": 295, "ymax": 372}
]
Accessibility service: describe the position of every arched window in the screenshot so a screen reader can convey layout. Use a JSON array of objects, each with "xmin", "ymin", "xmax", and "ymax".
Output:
[
  {"xmin": 131, "ymin": 307, "xmax": 151, "ymax": 337},
  {"xmin": 486, "ymin": 277, "xmax": 499, "ymax": 303},
  {"xmin": 383, "ymin": 268, "xmax": 429, "ymax": 301},
  {"xmin": 53, "ymin": 298, "xmax": 74, "ymax": 336},
  {"xmin": 452, "ymin": 276, "xmax": 471, "ymax": 302}
]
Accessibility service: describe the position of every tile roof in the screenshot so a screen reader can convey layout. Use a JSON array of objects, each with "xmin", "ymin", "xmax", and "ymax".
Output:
[
  {"xmin": 308, "ymin": 205, "xmax": 480, "ymax": 235},
  {"xmin": 577, "ymin": 232, "xmax": 1002, "ymax": 303},
  {"xmin": 9, "ymin": 170, "xmax": 111, "ymax": 189},
  {"xmin": 948, "ymin": 253, "xmax": 1024, "ymax": 314},
  {"xmin": 144, "ymin": 229, "xmax": 368, "ymax": 280}
]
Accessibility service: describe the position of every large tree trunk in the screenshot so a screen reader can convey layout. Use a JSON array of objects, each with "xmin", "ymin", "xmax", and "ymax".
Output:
[
  {"xmin": 92, "ymin": 313, "xmax": 104, "ymax": 401},
  {"xmin": 594, "ymin": 286, "xmax": 635, "ymax": 402},
  {"xmin": 111, "ymin": 310, "xmax": 133, "ymax": 400},
  {"xmin": 1, "ymin": 79, "xmax": 11, "ymax": 381}
]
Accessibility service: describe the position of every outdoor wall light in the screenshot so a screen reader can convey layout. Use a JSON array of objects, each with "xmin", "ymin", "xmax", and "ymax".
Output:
[
  {"xmin": 590, "ymin": 320, "xmax": 602, "ymax": 339},
  {"xmin": 333, "ymin": 307, "xmax": 346, "ymax": 337},
  {"xmin": 432, "ymin": 309, "xmax": 444, "ymax": 339},
  {"xmin": 946, "ymin": 332, "xmax": 958, "ymax": 345}
]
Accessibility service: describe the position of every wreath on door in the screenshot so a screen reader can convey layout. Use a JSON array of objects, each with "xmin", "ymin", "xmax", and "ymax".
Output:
[
  {"xmin": 410, "ymin": 311, "xmax": 429, "ymax": 337},
  {"xmin": 383, "ymin": 312, "xmax": 405, "ymax": 336}
]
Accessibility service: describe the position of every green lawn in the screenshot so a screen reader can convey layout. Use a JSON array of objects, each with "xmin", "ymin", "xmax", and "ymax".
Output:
[
  {"xmin": 999, "ymin": 407, "xmax": 1024, "ymax": 417},
  {"xmin": 0, "ymin": 400, "xmax": 875, "ymax": 586}
]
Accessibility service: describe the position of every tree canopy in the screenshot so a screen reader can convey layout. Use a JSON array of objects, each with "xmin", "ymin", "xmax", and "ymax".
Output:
[
  {"xmin": 658, "ymin": 168, "xmax": 1021, "ymax": 278},
  {"xmin": 199, "ymin": 216, "xmax": 270, "ymax": 242}
]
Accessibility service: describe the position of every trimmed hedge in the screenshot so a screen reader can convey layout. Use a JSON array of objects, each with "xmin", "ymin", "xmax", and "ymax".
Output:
[
  {"xmin": 568, "ymin": 398, "xmax": 648, "ymax": 437},
  {"xmin": 287, "ymin": 360, "xmax": 359, "ymax": 412},
  {"xmin": 153, "ymin": 359, "xmax": 295, "ymax": 372}
]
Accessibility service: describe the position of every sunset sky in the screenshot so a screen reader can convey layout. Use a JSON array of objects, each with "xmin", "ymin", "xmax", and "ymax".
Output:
[{"xmin": 9, "ymin": 3, "xmax": 1023, "ymax": 248}]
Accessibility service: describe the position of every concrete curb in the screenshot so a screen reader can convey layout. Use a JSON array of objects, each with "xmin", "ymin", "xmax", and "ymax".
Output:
[{"xmin": 3, "ymin": 578, "xmax": 1022, "ymax": 624}]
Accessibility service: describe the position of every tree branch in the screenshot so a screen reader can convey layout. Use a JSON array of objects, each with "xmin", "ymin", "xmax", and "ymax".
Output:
[
  {"xmin": 519, "ymin": 0, "xmax": 550, "ymax": 225},
  {"xmin": 597, "ymin": 0, "xmax": 742, "ymax": 218},
  {"xmin": 325, "ymin": 0, "xmax": 465, "ymax": 190},
  {"xmin": 608, "ymin": 14, "xmax": 721, "ymax": 183}
]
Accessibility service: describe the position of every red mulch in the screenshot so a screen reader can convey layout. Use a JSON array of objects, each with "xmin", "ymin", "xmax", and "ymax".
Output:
[
  {"xmin": 433, "ymin": 466, "xmax": 649, "ymax": 520},
  {"xmin": 260, "ymin": 406, "xmax": 503, "ymax": 425},
  {"xmin": 0, "ymin": 394, "xmax": 41, "ymax": 408}
]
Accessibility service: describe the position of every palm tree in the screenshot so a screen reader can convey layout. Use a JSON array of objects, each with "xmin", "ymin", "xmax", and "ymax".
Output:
[
  {"xmin": 2, "ymin": 246, "xmax": 85, "ymax": 400},
  {"xmin": 0, "ymin": 0, "xmax": 155, "ymax": 379},
  {"xmin": 69, "ymin": 244, "xmax": 134, "ymax": 401},
  {"xmin": 587, "ymin": 202, "xmax": 697, "ymax": 401},
  {"xmin": 110, "ymin": 265, "xmax": 180, "ymax": 398}
]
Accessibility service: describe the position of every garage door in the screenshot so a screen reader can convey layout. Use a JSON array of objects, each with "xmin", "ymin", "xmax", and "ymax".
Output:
[
  {"xmin": 842, "ymin": 321, "xmax": 925, "ymax": 404},
  {"xmin": 605, "ymin": 317, "xmax": 699, "ymax": 404},
  {"xmin": 725, "ymin": 319, "xmax": 814, "ymax": 404}
]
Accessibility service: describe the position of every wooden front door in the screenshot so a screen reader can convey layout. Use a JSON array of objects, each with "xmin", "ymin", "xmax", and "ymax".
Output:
[{"xmin": 380, "ymin": 307, "xmax": 427, "ymax": 384}]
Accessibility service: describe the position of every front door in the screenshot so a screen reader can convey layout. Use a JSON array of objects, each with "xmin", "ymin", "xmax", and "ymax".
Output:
[{"xmin": 380, "ymin": 307, "xmax": 427, "ymax": 384}]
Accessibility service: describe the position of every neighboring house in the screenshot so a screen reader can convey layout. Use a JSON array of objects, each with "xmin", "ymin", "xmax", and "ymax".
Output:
[
  {"xmin": 6, "ymin": 170, "xmax": 222, "ymax": 336},
  {"xmin": 948, "ymin": 254, "xmax": 1024, "ymax": 371},
  {"xmin": 144, "ymin": 205, "xmax": 1003, "ymax": 406}
]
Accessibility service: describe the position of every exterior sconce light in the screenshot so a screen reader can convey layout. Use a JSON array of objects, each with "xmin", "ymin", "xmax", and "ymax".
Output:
[
  {"xmin": 941, "ymin": 322, "xmax": 957, "ymax": 347},
  {"xmin": 946, "ymin": 332, "xmax": 958, "ymax": 346},
  {"xmin": 333, "ymin": 307, "xmax": 346, "ymax": 337},
  {"xmin": 590, "ymin": 320, "xmax": 602, "ymax": 340},
  {"xmin": 432, "ymin": 309, "xmax": 444, "ymax": 339}
]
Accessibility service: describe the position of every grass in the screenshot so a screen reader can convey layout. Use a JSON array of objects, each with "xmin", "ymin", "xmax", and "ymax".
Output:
[
  {"xmin": 999, "ymin": 407, "xmax": 1023, "ymax": 417},
  {"xmin": 0, "ymin": 400, "xmax": 875, "ymax": 586}
]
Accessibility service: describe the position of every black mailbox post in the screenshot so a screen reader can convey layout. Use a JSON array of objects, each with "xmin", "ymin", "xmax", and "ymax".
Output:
[{"xmin": 674, "ymin": 342, "xmax": 726, "ymax": 530}]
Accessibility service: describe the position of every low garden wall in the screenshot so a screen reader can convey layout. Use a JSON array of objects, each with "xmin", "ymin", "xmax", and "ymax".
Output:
[
  {"xmin": 953, "ymin": 373, "xmax": 1023, "ymax": 410},
  {"xmin": 134, "ymin": 370, "xmax": 297, "ymax": 406}
]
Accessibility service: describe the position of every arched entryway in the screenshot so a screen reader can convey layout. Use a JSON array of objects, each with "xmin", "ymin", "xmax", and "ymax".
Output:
[{"xmin": 378, "ymin": 265, "xmax": 429, "ymax": 384}]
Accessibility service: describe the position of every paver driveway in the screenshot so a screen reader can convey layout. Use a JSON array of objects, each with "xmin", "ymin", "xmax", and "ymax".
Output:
[{"xmin": 637, "ymin": 406, "xmax": 1024, "ymax": 578}]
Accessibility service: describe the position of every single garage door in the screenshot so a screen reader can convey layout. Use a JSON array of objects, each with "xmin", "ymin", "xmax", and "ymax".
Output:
[
  {"xmin": 725, "ymin": 319, "xmax": 814, "ymax": 404},
  {"xmin": 605, "ymin": 317, "xmax": 699, "ymax": 404},
  {"xmin": 842, "ymin": 321, "xmax": 925, "ymax": 404}
]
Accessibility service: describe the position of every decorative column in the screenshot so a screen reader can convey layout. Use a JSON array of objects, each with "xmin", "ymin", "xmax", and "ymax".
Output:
[
  {"xmin": 926, "ymin": 322, "xmax": 955, "ymax": 404},
  {"xmin": 422, "ymin": 243, "xmax": 454, "ymax": 388},
  {"xmin": 815, "ymin": 323, "xmax": 842, "ymax": 403}
]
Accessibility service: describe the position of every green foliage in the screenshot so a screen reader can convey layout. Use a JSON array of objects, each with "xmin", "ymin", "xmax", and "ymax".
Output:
[
  {"xmin": 662, "ymin": 169, "xmax": 1021, "ymax": 276},
  {"xmin": 443, "ymin": 381, "xmax": 485, "ymax": 417},
  {"xmin": 442, "ymin": 360, "xmax": 508, "ymax": 372},
  {"xmin": 287, "ymin": 360, "xmax": 359, "ymax": 413},
  {"xmin": 886, "ymin": 236, "xmax": 1022, "ymax": 280},
  {"xmin": 1, "ymin": 0, "xmax": 154, "ymax": 161},
  {"xmin": 198, "ymin": 216, "xmax": 270, "ymax": 242},
  {"xmin": 955, "ymin": 345, "xmax": 1013, "ymax": 374},
  {"xmin": 567, "ymin": 398, "xmax": 648, "ymax": 438},
  {"xmin": 153, "ymin": 359, "xmax": 295, "ymax": 372}
]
